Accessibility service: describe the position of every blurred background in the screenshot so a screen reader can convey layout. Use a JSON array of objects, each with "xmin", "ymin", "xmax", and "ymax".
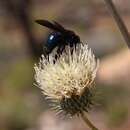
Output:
[{"xmin": 0, "ymin": 0, "xmax": 130, "ymax": 130}]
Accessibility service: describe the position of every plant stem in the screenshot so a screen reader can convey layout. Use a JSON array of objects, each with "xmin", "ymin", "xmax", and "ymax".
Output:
[
  {"xmin": 81, "ymin": 112, "xmax": 99, "ymax": 130},
  {"xmin": 104, "ymin": 0, "xmax": 130, "ymax": 49}
]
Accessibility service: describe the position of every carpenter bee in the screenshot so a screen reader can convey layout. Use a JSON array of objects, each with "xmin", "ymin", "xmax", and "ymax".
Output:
[{"xmin": 35, "ymin": 19, "xmax": 80, "ymax": 56}]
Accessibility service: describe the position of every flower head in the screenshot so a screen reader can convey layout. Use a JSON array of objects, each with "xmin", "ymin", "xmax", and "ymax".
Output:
[{"xmin": 34, "ymin": 44, "xmax": 99, "ymax": 116}]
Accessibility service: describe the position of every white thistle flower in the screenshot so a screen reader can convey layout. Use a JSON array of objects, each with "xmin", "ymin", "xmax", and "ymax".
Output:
[{"xmin": 34, "ymin": 44, "xmax": 99, "ymax": 116}]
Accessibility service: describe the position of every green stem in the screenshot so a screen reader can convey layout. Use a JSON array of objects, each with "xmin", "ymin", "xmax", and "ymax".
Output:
[
  {"xmin": 81, "ymin": 112, "xmax": 99, "ymax": 130},
  {"xmin": 104, "ymin": 0, "xmax": 130, "ymax": 49}
]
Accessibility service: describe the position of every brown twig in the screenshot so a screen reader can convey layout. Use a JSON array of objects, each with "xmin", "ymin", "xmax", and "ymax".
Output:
[
  {"xmin": 81, "ymin": 112, "xmax": 99, "ymax": 130},
  {"xmin": 104, "ymin": 0, "xmax": 130, "ymax": 49}
]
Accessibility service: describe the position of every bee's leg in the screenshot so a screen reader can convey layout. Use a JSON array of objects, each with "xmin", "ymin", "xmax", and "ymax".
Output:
[
  {"xmin": 46, "ymin": 55, "xmax": 49, "ymax": 61},
  {"xmin": 59, "ymin": 45, "xmax": 65, "ymax": 55},
  {"xmin": 42, "ymin": 45, "xmax": 51, "ymax": 61},
  {"xmin": 43, "ymin": 52, "xmax": 49, "ymax": 62},
  {"xmin": 69, "ymin": 43, "xmax": 77, "ymax": 55},
  {"xmin": 53, "ymin": 45, "xmax": 65, "ymax": 63}
]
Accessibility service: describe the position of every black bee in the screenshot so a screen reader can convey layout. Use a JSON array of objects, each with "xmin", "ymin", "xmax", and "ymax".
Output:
[{"xmin": 35, "ymin": 19, "xmax": 80, "ymax": 56}]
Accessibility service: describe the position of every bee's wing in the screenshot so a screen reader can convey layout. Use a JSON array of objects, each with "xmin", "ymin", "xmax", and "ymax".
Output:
[
  {"xmin": 35, "ymin": 19, "xmax": 66, "ymax": 33},
  {"xmin": 53, "ymin": 21, "xmax": 66, "ymax": 32}
]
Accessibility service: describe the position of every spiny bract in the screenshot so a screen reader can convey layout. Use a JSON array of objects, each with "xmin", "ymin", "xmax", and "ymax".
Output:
[{"xmin": 34, "ymin": 44, "xmax": 99, "ymax": 116}]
